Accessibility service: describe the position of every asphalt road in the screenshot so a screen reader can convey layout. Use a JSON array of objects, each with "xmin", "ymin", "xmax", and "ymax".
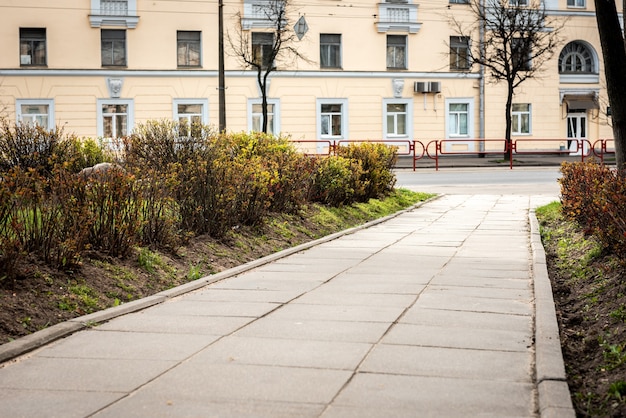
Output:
[{"xmin": 394, "ymin": 167, "xmax": 562, "ymax": 197}]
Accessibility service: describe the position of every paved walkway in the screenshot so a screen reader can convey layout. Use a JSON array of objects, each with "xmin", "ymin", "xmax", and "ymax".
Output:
[{"xmin": 0, "ymin": 194, "xmax": 573, "ymax": 417}]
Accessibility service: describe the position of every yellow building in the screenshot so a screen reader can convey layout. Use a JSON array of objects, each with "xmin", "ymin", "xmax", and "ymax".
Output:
[{"xmin": 0, "ymin": 0, "xmax": 617, "ymax": 156}]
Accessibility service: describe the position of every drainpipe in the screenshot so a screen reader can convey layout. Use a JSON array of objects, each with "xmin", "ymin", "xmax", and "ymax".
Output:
[
  {"xmin": 218, "ymin": 0, "xmax": 226, "ymax": 132},
  {"xmin": 479, "ymin": 0, "xmax": 486, "ymax": 157}
]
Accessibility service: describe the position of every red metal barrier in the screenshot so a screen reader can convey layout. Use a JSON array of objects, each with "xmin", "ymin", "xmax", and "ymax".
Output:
[
  {"xmin": 424, "ymin": 139, "xmax": 510, "ymax": 170},
  {"xmin": 292, "ymin": 138, "xmax": 615, "ymax": 171},
  {"xmin": 512, "ymin": 138, "xmax": 592, "ymax": 164},
  {"xmin": 592, "ymin": 139, "xmax": 615, "ymax": 163}
]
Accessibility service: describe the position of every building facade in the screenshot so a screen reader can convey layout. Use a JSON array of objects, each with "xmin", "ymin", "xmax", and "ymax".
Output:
[{"xmin": 0, "ymin": 0, "xmax": 618, "ymax": 154}]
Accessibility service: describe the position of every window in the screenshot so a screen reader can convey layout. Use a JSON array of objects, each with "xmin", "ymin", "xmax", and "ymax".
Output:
[
  {"xmin": 320, "ymin": 34, "xmax": 341, "ymax": 68},
  {"xmin": 101, "ymin": 29, "xmax": 126, "ymax": 66},
  {"xmin": 252, "ymin": 32, "xmax": 274, "ymax": 69},
  {"xmin": 317, "ymin": 99, "xmax": 348, "ymax": 139},
  {"xmin": 98, "ymin": 100, "xmax": 133, "ymax": 139},
  {"xmin": 174, "ymin": 100, "xmax": 207, "ymax": 137},
  {"xmin": 16, "ymin": 99, "xmax": 54, "ymax": 130},
  {"xmin": 450, "ymin": 36, "xmax": 470, "ymax": 70},
  {"xmin": 449, "ymin": 0, "xmax": 469, "ymax": 4},
  {"xmin": 509, "ymin": 0, "xmax": 528, "ymax": 5},
  {"xmin": 512, "ymin": 104, "xmax": 531, "ymax": 135},
  {"xmin": 19, "ymin": 28, "xmax": 46, "ymax": 66},
  {"xmin": 385, "ymin": 103, "xmax": 408, "ymax": 136},
  {"xmin": 567, "ymin": 0, "xmax": 585, "ymax": 7},
  {"xmin": 386, "ymin": 35, "xmax": 407, "ymax": 69},
  {"xmin": 448, "ymin": 103, "xmax": 469, "ymax": 136},
  {"xmin": 559, "ymin": 42, "xmax": 595, "ymax": 74},
  {"xmin": 177, "ymin": 31, "xmax": 201, "ymax": 67},
  {"xmin": 249, "ymin": 99, "xmax": 279, "ymax": 135},
  {"xmin": 512, "ymin": 37, "xmax": 531, "ymax": 71}
]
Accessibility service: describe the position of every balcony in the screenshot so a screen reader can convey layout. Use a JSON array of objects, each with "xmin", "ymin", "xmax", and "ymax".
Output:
[
  {"xmin": 242, "ymin": 0, "xmax": 285, "ymax": 30},
  {"xmin": 377, "ymin": 2, "xmax": 421, "ymax": 34},
  {"xmin": 89, "ymin": 0, "xmax": 139, "ymax": 29}
]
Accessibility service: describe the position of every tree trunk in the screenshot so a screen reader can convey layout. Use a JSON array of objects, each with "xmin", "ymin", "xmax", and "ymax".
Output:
[
  {"xmin": 504, "ymin": 81, "xmax": 514, "ymax": 161},
  {"xmin": 595, "ymin": 0, "xmax": 626, "ymax": 171}
]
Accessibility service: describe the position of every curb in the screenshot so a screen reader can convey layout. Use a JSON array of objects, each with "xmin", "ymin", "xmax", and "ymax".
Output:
[
  {"xmin": 529, "ymin": 209, "xmax": 576, "ymax": 418},
  {"xmin": 0, "ymin": 196, "xmax": 441, "ymax": 364}
]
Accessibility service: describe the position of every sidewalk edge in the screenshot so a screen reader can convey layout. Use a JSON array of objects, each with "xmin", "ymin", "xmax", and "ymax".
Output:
[{"xmin": 529, "ymin": 209, "xmax": 576, "ymax": 418}]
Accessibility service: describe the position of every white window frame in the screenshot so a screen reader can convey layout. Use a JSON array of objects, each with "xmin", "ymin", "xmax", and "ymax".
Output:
[
  {"xmin": 90, "ymin": 0, "xmax": 139, "ymax": 28},
  {"xmin": 317, "ymin": 99, "xmax": 348, "ymax": 140},
  {"xmin": 567, "ymin": 0, "xmax": 585, "ymax": 8},
  {"xmin": 248, "ymin": 98, "xmax": 280, "ymax": 135},
  {"xmin": 173, "ymin": 99, "xmax": 209, "ymax": 125},
  {"xmin": 383, "ymin": 98, "xmax": 412, "ymax": 140},
  {"xmin": 512, "ymin": 103, "xmax": 532, "ymax": 135},
  {"xmin": 97, "ymin": 99, "xmax": 134, "ymax": 139},
  {"xmin": 445, "ymin": 98, "xmax": 474, "ymax": 138},
  {"xmin": 16, "ymin": 99, "xmax": 55, "ymax": 130}
]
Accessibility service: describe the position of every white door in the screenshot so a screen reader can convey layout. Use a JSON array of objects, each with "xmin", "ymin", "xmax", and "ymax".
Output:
[{"xmin": 567, "ymin": 112, "xmax": 587, "ymax": 155}]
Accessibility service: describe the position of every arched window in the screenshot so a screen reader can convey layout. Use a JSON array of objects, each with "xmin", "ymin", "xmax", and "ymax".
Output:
[{"xmin": 559, "ymin": 42, "xmax": 595, "ymax": 74}]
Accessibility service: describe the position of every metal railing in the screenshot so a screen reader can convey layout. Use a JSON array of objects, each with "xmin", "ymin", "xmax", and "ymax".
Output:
[{"xmin": 291, "ymin": 138, "xmax": 616, "ymax": 171}]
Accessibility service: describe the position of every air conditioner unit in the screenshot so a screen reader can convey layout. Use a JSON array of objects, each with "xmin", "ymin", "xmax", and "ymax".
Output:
[
  {"xmin": 414, "ymin": 82, "xmax": 429, "ymax": 93},
  {"xmin": 429, "ymin": 81, "xmax": 442, "ymax": 93}
]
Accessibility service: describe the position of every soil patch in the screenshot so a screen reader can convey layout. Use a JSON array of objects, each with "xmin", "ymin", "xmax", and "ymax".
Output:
[{"xmin": 540, "ymin": 214, "xmax": 626, "ymax": 417}]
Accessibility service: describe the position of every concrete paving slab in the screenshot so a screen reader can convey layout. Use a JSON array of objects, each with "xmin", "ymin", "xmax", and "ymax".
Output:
[
  {"xmin": 0, "ymin": 356, "xmax": 175, "ymax": 392},
  {"xmin": 35, "ymin": 329, "xmax": 218, "ymax": 361},
  {"xmin": 94, "ymin": 399, "xmax": 325, "ymax": 418},
  {"xmin": 431, "ymin": 275, "xmax": 531, "ymax": 290},
  {"xmin": 96, "ymin": 310, "xmax": 255, "ymax": 334},
  {"xmin": 292, "ymin": 288, "xmax": 417, "ymax": 307},
  {"xmin": 414, "ymin": 292, "xmax": 533, "ymax": 315},
  {"xmin": 234, "ymin": 317, "xmax": 390, "ymax": 343},
  {"xmin": 380, "ymin": 323, "xmax": 532, "ymax": 351},
  {"xmin": 360, "ymin": 344, "xmax": 532, "ymax": 381},
  {"xmin": 328, "ymin": 373, "xmax": 534, "ymax": 417},
  {"xmin": 207, "ymin": 276, "xmax": 323, "ymax": 292},
  {"xmin": 110, "ymin": 362, "xmax": 352, "ymax": 404},
  {"xmin": 266, "ymin": 303, "xmax": 405, "ymax": 323},
  {"xmin": 331, "ymin": 270, "xmax": 437, "ymax": 284},
  {"xmin": 316, "ymin": 280, "xmax": 426, "ymax": 295},
  {"xmin": 0, "ymin": 388, "xmax": 123, "ymax": 418},
  {"xmin": 186, "ymin": 288, "xmax": 303, "ymax": 303},
  {"xmin": 144, "ymin": 299, "xmax": 281, "ymax": 317},
  {"xmin": 190, "ymin": 335, "xmax": 372, "ymax": 369},
  {"xmin": 427, "ymin": 284, "xmax": 532, "ymax": 300},
  {"xmin": 400, "ymin": 306, "xmax": 532, "ymax": 331}
]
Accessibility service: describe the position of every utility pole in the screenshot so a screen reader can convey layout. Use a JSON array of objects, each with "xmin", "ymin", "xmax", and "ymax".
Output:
[{"xmin": 218, "ymin": 0, "xmax": 226, "ymax": 132}]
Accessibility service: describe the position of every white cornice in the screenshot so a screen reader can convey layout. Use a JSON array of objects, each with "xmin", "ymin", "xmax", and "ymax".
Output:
[{"xmin": 0, "ymin": 69, "xmax": 481, "ymax": 79}]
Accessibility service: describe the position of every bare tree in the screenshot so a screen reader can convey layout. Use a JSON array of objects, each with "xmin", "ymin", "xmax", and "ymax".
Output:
[
  {"xmin": 451, "ymin": 0, "xmax": 563, "ymax": 159},
  {"xmin": 594, "ymin": 0, "xmax": 626, "ymax": 171},
  {"xmin": 229, "ymin": 0, "xmax": 309, "ymax": 134}
]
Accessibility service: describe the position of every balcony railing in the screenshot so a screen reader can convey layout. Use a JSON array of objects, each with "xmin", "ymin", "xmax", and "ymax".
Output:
[
  {"xmin": 100, "ymin": 0, "xmax": 128, "ymax": 16},
  {"xmin": 387, "ymin": 7, "xmax": 410, "ymax": 22}
]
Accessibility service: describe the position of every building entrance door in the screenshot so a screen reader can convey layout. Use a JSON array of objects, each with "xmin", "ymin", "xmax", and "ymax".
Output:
[{"xmin": 567, "ymin": 112, "xmax": 587, "ymax": 156}]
